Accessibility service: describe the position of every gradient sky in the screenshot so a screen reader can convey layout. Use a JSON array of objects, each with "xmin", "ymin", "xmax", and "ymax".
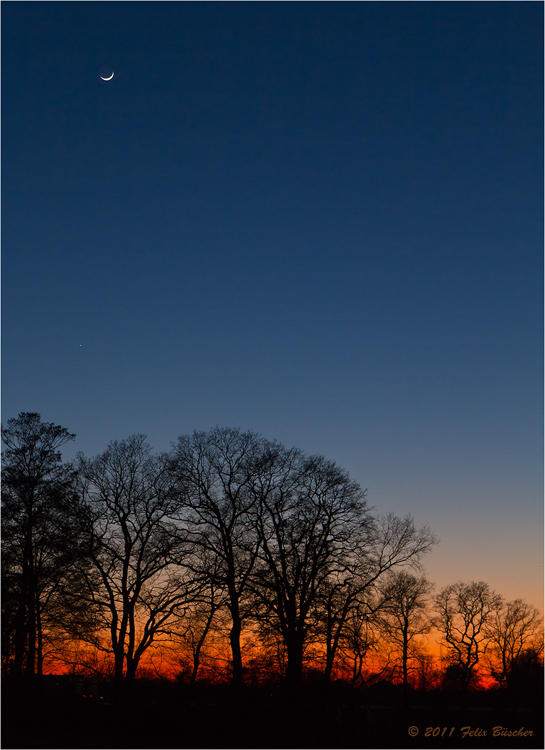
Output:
[{"xmin": 3, "ymin": 2, "xmax": 543, "ymax": 611}]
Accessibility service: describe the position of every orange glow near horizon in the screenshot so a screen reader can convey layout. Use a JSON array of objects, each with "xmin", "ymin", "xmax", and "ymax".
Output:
[{"xmin": 40, "ymin": 630, "xmax": 529, "ymax": 690}]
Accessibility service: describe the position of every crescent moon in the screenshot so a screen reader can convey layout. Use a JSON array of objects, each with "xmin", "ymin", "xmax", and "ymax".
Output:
[{"xmin": 100, "ymin": 72, "xmax": 114, "ymax": 81}]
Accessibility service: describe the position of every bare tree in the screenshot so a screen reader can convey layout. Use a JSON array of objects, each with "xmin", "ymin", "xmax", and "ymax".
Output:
[
  {"xmin": 410, "ymin": 643, "xmax": 442, "ymax": 691},
  {"xmin": 334, "ymin": 598, "xmax": 380, "ymax": 687},
  {"xmin": 485, "ymin": 599, "xmax": 544, "ymax": 690},
  {"xmin": 183, "ymin": 589, "xmax": 224, "ymax": 685},
  {"xmin": 320, "ymin": 514, "xmax": 436, "ymax": 683},
  {"xmin": 434, "ymin": 580, "xmax": 502, "ymax": 692},
  {"xmin": 169, "ymin": 556, "xmax": 227, "ymax": 685},
  {"xmin": 254, "ymin": 452, "xmax": 372, "ymax": 684},
  {"xmin": 172, "ymin": 427, "xmax": 271, "ymax": 686},
  {"xmin": 378, "ymin": 571, "xmax": 434, "ymax": 694},
  {"xmin": 1, "ymin": 413, "xmax": 81, "ymax": 681},
  {"xmin": 76, "ymin": 435, "xmax": 194, "ymax": 681}
]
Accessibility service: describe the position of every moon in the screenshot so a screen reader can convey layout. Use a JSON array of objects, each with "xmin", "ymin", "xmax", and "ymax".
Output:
[{"xmin": 99, "ymin": 65, "xmax": 114, "ymax": 81}]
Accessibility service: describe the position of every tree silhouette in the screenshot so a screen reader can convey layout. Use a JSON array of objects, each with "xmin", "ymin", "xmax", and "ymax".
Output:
[
  {"xmin": 332, "ymin": 597, "xmax": 380, "ymax": 687},
  {"xmin": 378, "ymin": 571, "xmax": 434, "ymax": 696},
  {"xmin": 76, "ymin": 436, "xmax": 193, "ymax": 681},
  {"xmin": 1, "ymin": 413, "xmax": 80, "ymax": 682},
  {"xmin": 254, "ymin": 451, "xmax": 374, "ymax": 685},
  {"xmin": 172, "ymin": 427, "xmax": 271, "ymax": 686},
  {"xmin": 486, "ymin": 598, "xmax": 544, "ymax": 691},
  {"xmin": 169, "ymin": 556, "xmax": 227, "ymax": 685},
  {"xmin": 435, "ymin": 580, "xmax": 502, "ymax": 692},
  {"xmin": 320, "ymin": 514, "xmax": 436, "ymax": 683}
]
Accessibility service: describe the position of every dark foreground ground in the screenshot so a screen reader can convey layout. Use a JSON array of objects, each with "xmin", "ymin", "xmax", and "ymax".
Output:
[{"xmin": 3, "ymin": 679, "xmax": 543, "ymax": 749}]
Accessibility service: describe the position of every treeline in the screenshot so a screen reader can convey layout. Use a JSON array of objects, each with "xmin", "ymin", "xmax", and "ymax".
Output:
[{"xmin": 2, "ymin": 413, "xmax": 543, "ymax": 694}]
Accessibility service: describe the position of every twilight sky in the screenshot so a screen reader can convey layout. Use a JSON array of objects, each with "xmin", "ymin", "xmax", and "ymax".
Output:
[{"xmin": 3, "ymin": 2, "xmax": 543, "ymax": 610}]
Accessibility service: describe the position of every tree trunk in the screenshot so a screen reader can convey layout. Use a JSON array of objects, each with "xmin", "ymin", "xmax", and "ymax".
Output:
[
  {"xmin": 190, "ymin": 652, "xmax": 201, "ymax": 686},
  {"xmin": 114, "ymin": 645, "xmax": 125, "ymax": 681},
  {"xmin": 113, "ymin": 609, "xmax": 129, "ymax": 681},
  {"xmin": 351, "ymin": 652, "xmax": 364, "ymax": 688},
  {"xmin": 285, "ymin": 632, "xmax": 304, "ymax": 685},
  {"xmin": 402, "ymin": 621, "xmax": 409, "ymax": 693},
  {"xmin": 324, "ymin": 612, "xmax": 334, "ymax": 683},
  {"xmin": 12, "ymin": 593, "xmax": 27, "ymax": 679},
  {"xmin": 324, "ymin": 614, "xmax": 348, "ymax": 682},
  {"xmin": 13, "ymin": 527, "xmax": 33, "ymax": 680},
  {"xmin": 229, "ymin": 616, "xmax": 243, "ymax": 686},
  {"xmin": 324, "ymin": 630, "xmax": 338, "ymax": 682},
  {"xmin": 190, "ymin": 605, "xmax": 216, "ymax": 686},
  {"xmin": 125, "ymin": 656, "xmax": 138, "ymax": 681},
  {"xmin": 36, "ymin": 592, "xmax": 43, "ymax": 679},
  {"xmin": 26, "ymin": 557, "xmax": 36, "ymax": 679},
  {"xmin": 324, "ymin": 651, "xmax": 334, "ymax": 683}
]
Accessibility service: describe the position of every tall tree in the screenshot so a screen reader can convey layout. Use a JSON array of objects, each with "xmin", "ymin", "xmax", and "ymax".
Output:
[
  {"xmin": 169, "ymin": 549, "xmax": 228, "ymax": 685},
  {"xmin": 254, "ymin": 452, "xmax": 372, "ymax": 684},
  {"xmin": 172, "ymin": 427, "xmax": 271, "ymax": 686},
  {"xmin": 319, "ymin": 514, "xmax": 436, "ymax": 683},
  {"xmin": 435, "ymin": 580, "xmax": 502, "ymax": 692},
  {"xmin": 341, "ymin": 599, "xmax": 380, "ymax": 688},
  {"xmin": 378, "ymin": 571, "xmax": 434, "ymax": 695},
  {"xmin": 76, "ymin": 435, "xmax": 193, "ymax": 681},
  {"xmin": 485, "ymin": 599, "xmax": 543, "ymax": 690},
  {"xmin": 1, "ymin": 412, "xmax": 78, "ymax": 681}
]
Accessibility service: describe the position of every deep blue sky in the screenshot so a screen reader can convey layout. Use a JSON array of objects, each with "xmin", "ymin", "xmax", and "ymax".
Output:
[{"xmin": 3, "ymin": 2, "xmax": 543, "ymax": 607}]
